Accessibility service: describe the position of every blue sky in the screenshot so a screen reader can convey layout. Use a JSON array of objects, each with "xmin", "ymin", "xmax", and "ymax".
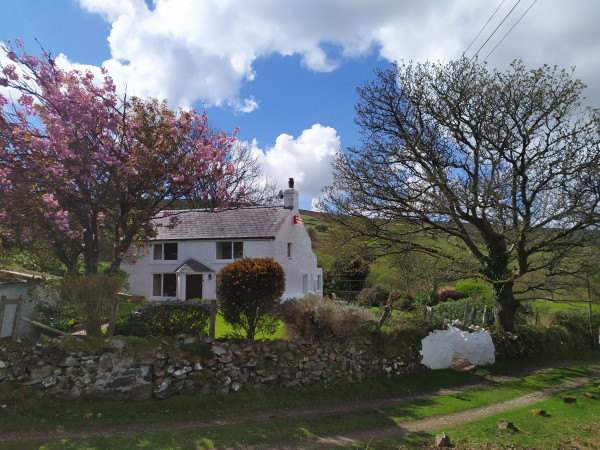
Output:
[{"xmin": 2, "ymin": 0, "xmax": 600, "ymax": 209}]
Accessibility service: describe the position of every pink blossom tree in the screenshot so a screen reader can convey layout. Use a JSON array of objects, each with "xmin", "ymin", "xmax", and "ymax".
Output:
[{"xmin": 0, "ymin": 40, "xmax": 236, "ymax": 276}]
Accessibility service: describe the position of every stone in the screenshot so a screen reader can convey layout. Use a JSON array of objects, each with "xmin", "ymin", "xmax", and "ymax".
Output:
[
  {"xmin": 211, "ymin": 345, "xmax": 227, "ymax": 355},
  {"xmin": 84, "ymin": 413, "xmax": 93, "ymax": 419},
  {"xmin": 41, "ymin": 373, "xmax": 58, "ymax": 388},
  {"xmin": 111, "ymin": 339, "xmax": 125, "ymax": 350},
  {"xmin": 531, "ymin": 409, "xmax": 547, "ymax": 416},
  {"xmin": 451, "ymin": 358, "xmax": 475, "ymax": 372},
  {"xmin": 498, "ymin": 418, "xmax": 514, "ymax": 429},
  {"xmin": 26, "ymin": 365, "xmax": 55, "ymax": 385},
  {"xmin": 563, "ymin": 396, "xmax": 576, "ymax": 403},
  {"xmin": 0, "ymin": 361, "xmax": 6, "ymax": 369},
  {"xmin": 434, "ymin": 433, "xmax": 450, "ymax": 447},
  {"xmin": 173, "ymin": 366, "xmax": 192, "ymax": 377},
  {"xmin": 194, "ymin": 362, "xmax": 203, "ymax": 371},
  {"xmin": 583, "ymin": 392, "xmax": 596, "ymax": 399},
  {"xmin": 60, "ymin": 357, "xmax": 80, "ymax": 367}
]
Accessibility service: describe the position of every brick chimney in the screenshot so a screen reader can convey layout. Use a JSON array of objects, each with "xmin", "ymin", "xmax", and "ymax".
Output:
[{"xmin": 283, "ymin": 177, "xmax": 299, "ymax": 211}]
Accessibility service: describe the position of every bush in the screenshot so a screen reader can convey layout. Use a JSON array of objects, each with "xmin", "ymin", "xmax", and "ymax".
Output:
[
  {"xmin": 454, "ymin": 278, "xmax": 492, "ymax": 298},
  {"xmin": 37, "ymin": 275, "xmax": 123, "ymax": 336},
  {"xmin": 438, "ymin": 290, "xmax": 468, "ymax": 303},
  {"xmin": 549, "ymin": 309, "xmax": 600, "ymax": 337},
  {"xmin": 281, "ymin": 294, "xmax": 376, "ymax": 340},
  {"xmin": 217, "ymin": 257, "xmax": 285, "ymax": 339},
  {"xmin": 370, "ymin": 314, "xmax": 444, "ymax": 360},
  {"xmin": 315, "ymin": 224, "xmax": 328, "ymax": 232},
  {"xmin": 390, "ymin": 292, "xmax": 414, "ymax": 311},
  {"xmin": 432, "ymin": 297, "xmax": 494, "ymax": 326},
  {"xmin": 374, "ymin": 290, "xmax": 391, "ymax": 306},
  {"xmin": 357, "ymin": 283, "xmax": 387, "ymax": 307},
  {"xmin": 114, "ymin": 300, "xmax": 211, "ymax": 337},
  {"xmin": 324, "ymin": 257, "xmax": 370, "ymax": 292},
  {"xmin": 491, "ymin": 324, "xmax": 590, "ymax": 361},
  {"xmin": 413, "ymin": 290, "xmax": 439, "ymax": 307}
]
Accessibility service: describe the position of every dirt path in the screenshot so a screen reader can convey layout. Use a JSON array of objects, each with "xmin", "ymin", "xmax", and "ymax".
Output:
[{"xmin": 0, "ymin": 364, "xmax": 598, "ymax": 446}]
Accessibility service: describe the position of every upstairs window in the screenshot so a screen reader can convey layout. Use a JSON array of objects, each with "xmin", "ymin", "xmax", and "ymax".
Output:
[
  {"xmin": 287, "ymin": 242, "xmax": 292, "ymax": 258},
  {"xmin": 153, "ymin": 243, "xmax": 178, "ymax": 261},
  {"xmin": 216, "ymin": 241, "xmax": 243, "ymax": 260}
]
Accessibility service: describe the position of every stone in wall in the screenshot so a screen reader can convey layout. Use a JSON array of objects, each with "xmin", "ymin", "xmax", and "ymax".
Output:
[{"xmin": 0, "ymin": 333, "xmax": 419, "ymax": 402}]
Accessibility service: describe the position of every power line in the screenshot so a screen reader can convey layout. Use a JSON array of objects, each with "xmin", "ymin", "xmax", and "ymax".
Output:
[
  {"xmin": 469, "ymin": 0, "xmax": 522, "ymax": 62},
  {"xmin": 483, "ymin": 0, "xmax": 539, "ymax": 61},
  {"xmin": 463, "ymin": 0, "xmax": 508, "ymax": 56}
]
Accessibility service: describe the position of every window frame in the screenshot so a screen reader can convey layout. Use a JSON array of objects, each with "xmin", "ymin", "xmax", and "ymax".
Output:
[
  {"xmin": 216, "ymin": 241, "xmax": 244, "ymax": 260},
  {"xmin": 152, "ymin": 242, "xmax": 178, "ymax": 261},
  {"xmin": 152, "ymin": 273, "xmax": 177, "ymax": 297}
]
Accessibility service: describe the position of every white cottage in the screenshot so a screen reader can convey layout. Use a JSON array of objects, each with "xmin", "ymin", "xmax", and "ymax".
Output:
[{"xmin": 124, "ymin": 180, "xmax": 323, "ymax": 301}]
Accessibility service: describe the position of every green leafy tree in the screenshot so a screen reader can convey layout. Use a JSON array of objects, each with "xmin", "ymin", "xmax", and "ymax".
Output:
[
  {"xmin": 217, "ymin": 258, "xmax": 285, "ymax": 339},
  {"xmin": 324, "ymin": 256, "xmax": 370, "ymax": 293},
  {"xmin": 323, "ymin": 59, "xmax": 600, "ymax": 331}
]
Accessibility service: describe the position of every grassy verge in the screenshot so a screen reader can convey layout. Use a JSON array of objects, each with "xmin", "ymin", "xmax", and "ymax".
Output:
[
  {"xmin": 363, "ymin": 382, "xmax": 600, "ymax": 449},
  {"xmin": 1, "ymin": 358, "xmax": 598, "ymax": 448}
]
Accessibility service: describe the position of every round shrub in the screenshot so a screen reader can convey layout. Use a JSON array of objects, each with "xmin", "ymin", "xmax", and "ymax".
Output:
[
  {"xmin": 454, "ymin": 278, "xmax": 492, "ymax": 298},
  {"xmin": 217, "ymin": 257, "xmax": 285, "ymax": 339},
  {"xmin": 114, "ymin": 300, "xmax": 211, "ymax": 337}
]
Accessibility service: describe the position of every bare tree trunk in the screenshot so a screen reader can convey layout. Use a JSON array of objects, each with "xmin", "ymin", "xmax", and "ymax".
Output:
[
  {"xmin": 106, "ymin": 296, "xmax": 120, "ymax": 337},
  {"xmin": 494, "ymin": 281, "xmax": 518, "ymax": 332}
]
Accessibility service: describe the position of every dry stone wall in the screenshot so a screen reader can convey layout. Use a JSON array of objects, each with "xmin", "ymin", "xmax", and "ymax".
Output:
[{"xmin": 0, "ymin": 334, "xmax": 420, "ymax": 401}]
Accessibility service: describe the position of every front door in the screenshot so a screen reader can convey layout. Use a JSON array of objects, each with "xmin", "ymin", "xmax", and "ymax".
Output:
[{"xmin": 185, "ymin": 274, "xmax": 203, "ymax": 300}]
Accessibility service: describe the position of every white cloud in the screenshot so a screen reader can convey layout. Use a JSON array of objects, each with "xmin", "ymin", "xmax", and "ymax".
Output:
[
  {"xmin": 72, "ymin": 0, "xmax": 600, "ymax": 110},
  {"xmin": 260, "ymin": 124, "xmax": 340, "ymax": 208}
]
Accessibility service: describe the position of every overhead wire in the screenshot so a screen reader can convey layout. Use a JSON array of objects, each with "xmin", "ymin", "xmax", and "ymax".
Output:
[
  {"xmin": 462, "ymin": 0, "xmax": 507, "ymax": 56},
  {"xmin": 483, "ymin": 0, "xmax": 539, "ymax": 61},
  {"xmin": 469, "ymin": 0, "xmax": 522, "ymax": 62}
]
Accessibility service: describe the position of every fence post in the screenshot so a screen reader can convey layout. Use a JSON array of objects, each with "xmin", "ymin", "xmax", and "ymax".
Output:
[
  {"xmin": 209, "ymin": 299, "xmax": 217, "ymax": 338},
  {"xmin": 481, "ymin": 305, "xmax": 487, "ymax": 327},
  {"xmin": 468, "ymin": 305, "xmax": 477, "ymax": 325}
]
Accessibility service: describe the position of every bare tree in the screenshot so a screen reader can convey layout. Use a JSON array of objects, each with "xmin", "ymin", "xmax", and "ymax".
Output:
[
  {"xmin": 184, "ymin": 139, "xmax": 281, "ymax": 209},
  {"xmin": 322, "ymin": 59, "xmax": 600, "ymax": 331}
]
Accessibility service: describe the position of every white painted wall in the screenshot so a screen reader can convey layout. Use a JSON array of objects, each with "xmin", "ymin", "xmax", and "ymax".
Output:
[
  {"xmin": 124, "ymin": 220, "xmax": 322, "ymax": 301},
  {"xmin": 124, "ymin": 190, "xmax": 322, "ymax": 301},
  {"xmin": 124, "ymin": 239, "xmax": 275, "ymax": 301},
  {"xmin": 273, "ymin": 213, "xmax": 323, "ymax": 299}
]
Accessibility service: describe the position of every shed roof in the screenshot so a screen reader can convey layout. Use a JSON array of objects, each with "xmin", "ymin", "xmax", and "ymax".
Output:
[{"xmin": 152, "ymin": 206, "xmax": 291, "ymax": 241}]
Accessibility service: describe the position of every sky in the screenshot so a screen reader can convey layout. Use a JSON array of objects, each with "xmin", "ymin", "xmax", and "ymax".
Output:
[{"xmin": 1, "ymin": 0, "xmax": 600, "ymax": 210}]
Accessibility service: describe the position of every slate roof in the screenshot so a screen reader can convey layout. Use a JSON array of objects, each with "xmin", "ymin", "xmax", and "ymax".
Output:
[{"xmin": 152, "ymin": 206, "xmax": 291, "ymax": 241}]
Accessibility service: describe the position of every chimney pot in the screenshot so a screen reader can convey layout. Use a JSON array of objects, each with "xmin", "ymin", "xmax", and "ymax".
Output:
[{"xmin": 288, "ymin": 178, "xmax": 294, "ymax": 189}]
